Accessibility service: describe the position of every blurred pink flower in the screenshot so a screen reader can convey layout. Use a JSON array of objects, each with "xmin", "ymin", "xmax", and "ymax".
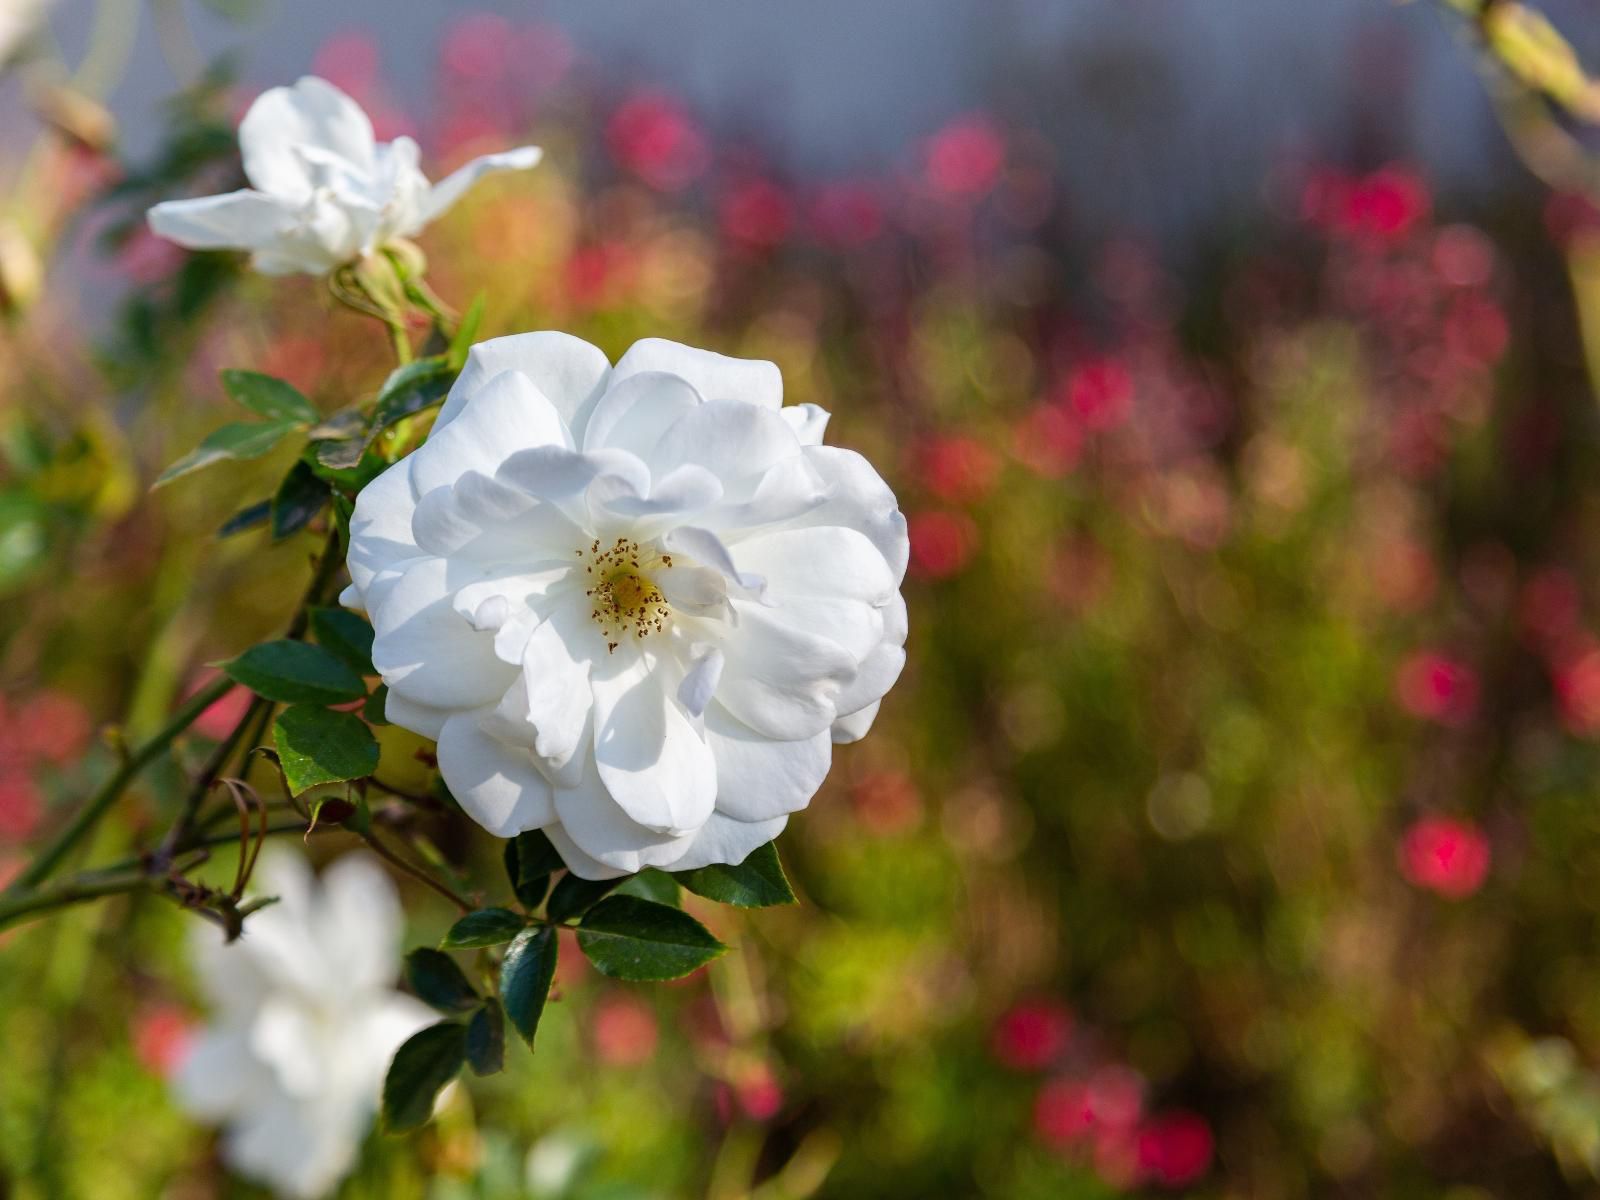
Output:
[
  {"xmin": 1520, "ymin": 569, "xmax": 1582, "ymax": 646},
  {"xmin": 1394, "ymin": 651, "xmax": 1478, "ymax": 726},
  {"xmin": 593, "ymin": 994, "xmax": 659, "ymax": 1066},
  {"xmin": 1432, "ymin": 226, "xmax": 1494, "ymax": 288},
  {"xmin": 924, "ymin": 115, "xmax": 1005, "ymax": 199},
  {"xmin": 808, "ymin": 182, "xmax": 886, "ymax": 248},
  {"xmin": 1399, "ymin": 815, "xmax": 1490, "ymax": 899},
  {"xmin": 1443, "ymin": 293, "xmax": 1509, "ymax": 369},
  {"xmin": 1554, "ymin": 643, "xmax": 1600, "ymax": 735},
  {"xmin": 908, "ymin": 511, "xmax": 978, "ymax": 580},
  {"xmin": 1136, "ymin": 1111, "xmax": 1214, "ymax": 1188},
  {"xmin": 1012, "ymin": 404, "xmax": 1082, "ymax": 479},
  {"xmin": 719, "ymin": 177, "xmax": 794, "ymax": 251},
  {"xmin": 918, "ymin": 435, "xmax": 1000, "ymax": 505},
  {"xmin": 132, "ymin": 1003, "xmax": 194, "ymax": 1077},
  {"xmin": 1033, "ymin": 1079, "xmax": 1096, "ymax": 1148},
  {"xmin": 1345, "ymin": 166, "xmax": 1429, "ymax": 240},
  {"xmin": 851, "ymin": 769, "xmax": 923, "ymax": 836},
  {"xmin": 12, "ymin": 689, "xmax": 92, "ymax": 765},
  {"xmin": 734, "ymin": 1063, "xmax": 784, "ymax": 1121},
  {"xmin": 115, "ymin": 227, "xmax": 185, "ymax": 283},
  {"xmin": 990, "ymin": 999, "xmax": 1073, "ymax": 1071},
  {"xmin": 440, "ymin": 14, "xmax": 514, "ymax": 82},
  {"xmin": 1063, "ymin": 359, "xmax": 1133, "ymax": 432},
  {"xmin": 187, "ymin": 674, "xmax": 251, "ymax": 741},
  {"xmin": 0, "ymin": 776, "xmax": 42, "ymax": 842},
  {"xmin": 1034, "ymin": 1065, "xmax": 1144, "ymax": 1152},
  {"xmin": 607, "ymin": 92, "xmax": 709, "ymax": 192}
]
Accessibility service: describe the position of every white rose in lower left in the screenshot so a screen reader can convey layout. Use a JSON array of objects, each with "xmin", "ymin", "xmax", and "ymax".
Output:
[{"xmin": 169, "ymin": 851, "xmax": 433, "ymax": 1199}]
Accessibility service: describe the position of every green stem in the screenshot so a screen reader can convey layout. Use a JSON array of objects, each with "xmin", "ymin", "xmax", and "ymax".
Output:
[
  {"xmin": 0, "ymin": 871, "xmax": 150, "ymax": 931},
  {"xmin": 8, "ymin": 676, "xmax": 233, "ymax": 894}
]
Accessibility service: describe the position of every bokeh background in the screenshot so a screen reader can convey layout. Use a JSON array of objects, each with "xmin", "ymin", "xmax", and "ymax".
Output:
[{"xmin": 8, "ymin": 0, "xmax": 1600, "ymax": 1196}]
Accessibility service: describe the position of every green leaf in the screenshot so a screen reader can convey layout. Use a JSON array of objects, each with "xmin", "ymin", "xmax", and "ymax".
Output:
[
  {"xmin": 221, "ymin": 639, "xmax": 367, "ymax": 705},
  {"xmin": 576, "ymin": 896, "xmax": 726, "ymax": 982},
  {"xmin": 442, "ymin": 907, "xmax": 526, "ymax": 948},
  {"xmin": 372, "ymin": 357, "xmax": 455, "ymax": 434},
  {"xmin": 448, "ymin": 293, "xmax": 485, "ymax": 368},
  {"xmin": 676, "ymin": 842, "xmax": 797, "ymax": 908},
  {"xmin": 616, "ymin": 869, "xmax": 681, "ymax": 906},
  {"xmin": 364, "ymin": 683, "xmax": 390, "ymax": 725},
  {"xmin": 505, "ymin": 830, "xmax": 564, "ymax": 910},
  {"xmin": 499, "ymin": 925, "xmax": 558, "ymax": 1048},
  {"xmin": 382, "ymin": 1021, "xmax": 467, "ymax": 1133},
  {"xmin": 270, "ymin": 459, "xmax": 330, "ymax": 540},
  {"xmin": 314, "ymin": 434, "xmax": 368, "ymax": 473},
  {"xmin": 218, "ymin": 499, "xmax": 271, "ymax": 537},
  {"xmin": 272, "ymin": 705, "xmax": 379, "ymax": 796},
  {"xmin": 308, "ymin": 607, "xmax": 376, "ymax": 675},
  {"xmin": 466, "ymin": 1001, "xmax": 505, "ymax": 1076},
  {"xmin": 404, "ymin": 948, "xmax": 479, "ymax": 1013},
  {"xmin": 155, "ymin": 419, "xmax": 297, "ymax": 486},
  {"xmin": 221, "ymin": 369, "xmax": 319, "ymax": 425},
  {"xmin": 546, "ymin": 873, "xmax": 622, "ymax": 923}
]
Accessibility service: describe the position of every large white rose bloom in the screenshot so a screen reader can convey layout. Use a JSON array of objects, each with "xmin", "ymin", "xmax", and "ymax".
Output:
[
  {"xmin": 170, "ymin": 852, "xmax": 432, "ymax": 1199},
  {"xmin": 342, "ymin": 334, "xmax": 909, "ymax": 878},
  {"xmin": 147, "ymin": 76, "xmax": 541, "ymax": 276}
]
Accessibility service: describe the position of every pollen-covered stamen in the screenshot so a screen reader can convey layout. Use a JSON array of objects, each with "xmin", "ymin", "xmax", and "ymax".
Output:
[{"xmin": 582, "ymin": 537, "xmax": 672, "ymax": 652}]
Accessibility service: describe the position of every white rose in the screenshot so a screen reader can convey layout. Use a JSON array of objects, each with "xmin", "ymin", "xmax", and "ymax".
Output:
[
  {"xmin": 0, "ymin": 0, "xmax": 51, "ymax": 67},
  {"xmin": 147, "ymin": 76, "xmax": 541, "ymax": 276},
  {"xmin": 342, "ymin": 334, "xmax": 909, "ymax": 878},
  {"xmin": 171, "ymin": 851, "xmax": 432, "ymax": 1200}
]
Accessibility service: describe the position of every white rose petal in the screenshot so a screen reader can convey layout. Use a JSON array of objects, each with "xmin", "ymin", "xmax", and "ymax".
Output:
[
  {"xmin": 170, "ymin": 851, "xmax": 432, "ymax": 1199},
  {"xmin": 345, "ymin": 334, "xmax": 910, "ymax": 877},
  {"xmin": 147, "ymin": 76, "xmax": 541, "ymax": 276}
]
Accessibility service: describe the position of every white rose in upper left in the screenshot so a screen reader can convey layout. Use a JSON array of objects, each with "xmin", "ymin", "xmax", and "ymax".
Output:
[
  {"xmin": 169, "ymin": 851, "xmax": 432, "ymax": 1200},
  {"xmin": 0, "ymin": 0, "xmax": 52, "ymax": 67},
  {"xmin": 147, "ymin": 75, "xmax": 542, "ymax": 276}
]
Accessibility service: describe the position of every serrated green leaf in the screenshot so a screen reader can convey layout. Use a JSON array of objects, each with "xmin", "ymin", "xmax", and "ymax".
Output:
[
  {"xmin": 155, "ymin": 419, "xmax": 297, "ymax": 486},
  {"xmin": 546, "ymin": 872, "xmax": 622, "ymax": 923},
  {"xmin": 616, "ymin": 869, "xmax": 681, "ymax": 906},
  {"xmin": 382, "ymin": 1021, "xmax": 467, "ymax": 1133},
  {"xmin": 466, "ymin": 1001, "xmax": 505, "ymax": 1076},
  {"xmin": 499, "ymin": 925, "xmax": 558, "ymax": 1048},
  {"xmin": 218, "ymin": 499, "xmax": 271, "ymax": 537},
  {"xmin": 372, "ymin": 357, "xmax": 455, "ymax": 433},
  {"xmin": 221, "ymin": 369, "xmax": 319, "ymax": 425},
  {"xmin": 676, "ymin": 842, "xmax": 796, "ymax": 908},
  {"xmin": 404, "ymin": 948, "xmax": 479, "ymax": 1013},
  {"xmin": 222, "ymin": 639, "xmax": 367, "ymax": 704},
  {"xmin": 308, "ymin": 606, "xmax": 375, "ymax": 675},
  {"xmin": 448, "ymin": 293, "xmax": 485, "ymax": 368},
  {"xmin": 576, "ymin": 896, "xmax": 726, "ymax": 981},
  {"xmin": 271, "ymin": 459, "xmax": 330, "ymax": 540},
  {"xmin": 272, "ymin": 705, "xmax": 379, "ymax": 796},
  {"xmin": 442, "ymin": 907, "xmax": 526, "ymax": 948}
]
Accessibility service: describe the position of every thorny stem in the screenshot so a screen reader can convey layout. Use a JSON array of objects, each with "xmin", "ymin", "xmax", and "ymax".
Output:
[{"xmin": 358, "ymin": 830, "xmax": 474, "ymax": 914}]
